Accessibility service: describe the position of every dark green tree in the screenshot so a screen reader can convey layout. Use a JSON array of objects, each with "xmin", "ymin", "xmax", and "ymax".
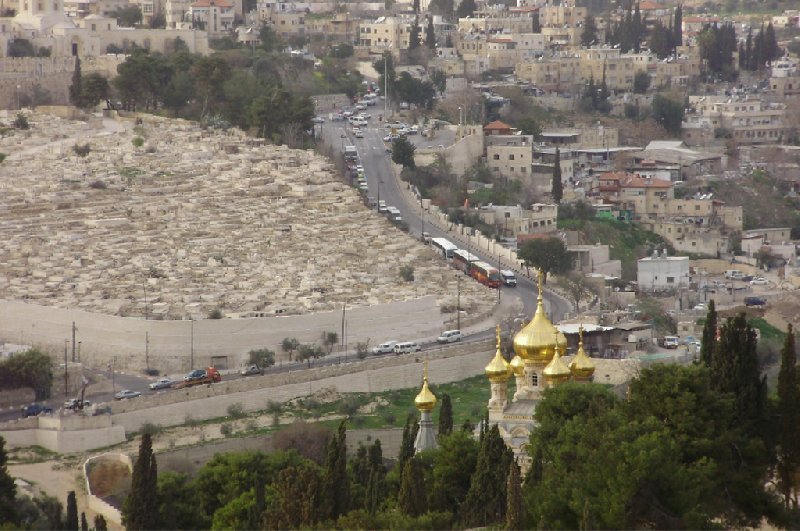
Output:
[
  {"xmin": 281, "ymin": 337, "xmax": 300, "ymax": 362},
  {"xmin": 412, "ymin": 0, "xmax": 419, "ymax": 13},
  {"xmin": 632, "ymin": 1, "xmax": 642, "ymax": 52},
  {"xmin": 156, "ymin": 471, "xmax": 210, "ymax": 530},
  {"xmin": 122, "ymin": 433, "xmax": 158, "ymax": 530},
  {"xmin": 532, "ymin": 12, "xmax": 540, "ymax": 33},
  {"xmin": 633, "ymin": 70, "xmax": 650, "ymax": 93},
  {"xmin": 248, "ymin": 348, "xmax": 275, "ymax": 368},
  {"xmin": 580, "ymin": 14, "xmax": 598, "ymax": 47},
  {"xmin": 81, "ymin": 73, "xmax": 110, "ymax": 109},
  {"xmin": 162, "ymin": 71, "xmax": 194, "ymax": 117},
  {"xmin": 259, "ymin": 25, "xmax": 282, "ymax": 52},
  {"xmin": 428, "ymin": 0, "xmax": 453, "ymax": 16},
  {"xmin": 80, "ymin": 512, "xmax": 88, "ymax": 531},
  {"xmin": 551, "ymin": 147, "xmax": 563, "ymax": 203},
  {"xmin": 652, "ymin": 94, "xmax": 684, "ymax": 135},
  {"xmin": 392, "ymin": 136, "xmax": 416, "ymax": 169},
  {"xmin": 456, "ymin": 0, "xmax": 475, "ymax": 18},
  {"xmin": 461, "ymin": 424, "xmax": 511, "ymax": 527},
  {"xmin": 517, "ymin": 237, "xmax": 573, "ymax": 284},
  {"xmin": 398, "ymin": 456, "xmax": 427, "ymax": 517},
  {"xmin": 409, "ymin": 17, "xmax": 421, "ymax": 49},
  {"xmin": 113, "ymin": 5, "xmax": 142, "ymax": 27},
  {"xmin": 673, "ymin": 4, "xmax": 682, "ymax": 48},
  {"xmin": 506, "ymin": 461, "xmax": 524, "ymax": 530},
  {"xmin": 0, "ymin": 436, "xmax": 17, "ymax": 526},
  {"xmin": 323, "ymin": 420, "xmax": 350, "ymax": 519},
  {"xmin": 374, "ymin": 52, "xmax": 396, "ymax": 102},
  {"xmin": 267, "ymin": 463, "xmax": 326, "ymax": 528},
  {"xmin": 700, "ymin": 299, "xmax": 717, "ymax": 366},
  {"xmin": 69, "ymin": 56, "xmax": 83, "ymax": 107},
  {"xmin": 712, "ymin": 313, "xmax": 766, "ymax": 435},
  {"xmin": 398, "ymin": 413, "xmax": 419, "ymax": 476},
  {"xmin": 65, "ymin": 491, "xmax": 78, "ymax": 531},
  {"xmin": 0, "ymin": 348, "xmax": 53, "ymax": 400},
  {"xmin": 438, "ymin": 393, "xmax": 453, "ymax": 437},
  {"xmin": 94, "ymin": 515, "xmax": 107, "ymax": 531},
  {"xmin": 776, "ymin": 324, "xmax": 800, "ymax": 507},
  {"xmin": 425, "ymin": 17, "xmax": 436, "ymax": 49},
  {"xmin": 648, "ymin": 20, "xmax": 673, "ymax": 58},
  {"xmin": 430, "ymin": 430, "xmax": 479, "ymax": 516}
]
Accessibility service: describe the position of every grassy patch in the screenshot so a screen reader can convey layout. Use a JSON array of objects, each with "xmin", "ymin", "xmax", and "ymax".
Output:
[
  {"xmin": 748, "ymin": 317, "xmax": 786, "ymax": 343},
  {"xmin": 7, "ymin": 445, "xmax": 59, "ymax": 464}
]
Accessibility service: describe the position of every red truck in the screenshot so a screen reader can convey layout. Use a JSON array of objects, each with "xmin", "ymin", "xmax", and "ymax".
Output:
[{"xmin": 173, "ymin": 367, "xmax": 221, "ymax": 389}]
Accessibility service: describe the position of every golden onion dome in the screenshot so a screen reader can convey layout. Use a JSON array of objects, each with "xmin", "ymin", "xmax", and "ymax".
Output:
[
  {"xmin": 543, "ymin": 350, "xmax": 571, "ymax": 385},
  {"xmin": 569, "ymin": 326, "xmax": 595, "ymax": 381},
  {"xmin": 513, "ymin": 270, "xmax": 558, "ymax": 365},
  {"xmin": 414, "ymin": 361, "xmax": 437, "ymax": 412},
  {"xmin": 509, "ymin": 354, "xmax": 525, "ymax": 376},
  {"xmin": 485, "ymin": 325, "xmax": 511, "ymax": 383}
]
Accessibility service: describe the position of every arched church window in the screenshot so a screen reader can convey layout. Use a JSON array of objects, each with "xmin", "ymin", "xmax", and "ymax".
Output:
[{"xmin": 531, "ymin": 373, "xmax": 538, "ymax": 387}]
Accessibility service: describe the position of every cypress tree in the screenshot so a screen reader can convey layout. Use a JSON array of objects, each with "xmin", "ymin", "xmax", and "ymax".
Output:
[
  {"xmin": 700, "ymin": 299, "xmax": 717, "ymax": 366},
  {"xmin": 398, "ymin": 413, "xmax": 418, "ymax": 474},
  {"xmin": 121, "ymin": 433, "xmax": 158, "ymax": 530},
  {"xmin": 506, "ymin": 461, "xmax": 524, "ymax": 530},
  {"xmin": 532, "ymin": 12, "xmax": 540, "ymax": 33},
  {"xmin": 438, "ymin": 394, "xmax": 453, "ymax": 437},
  {"xmin": 777, "ymin": 324, "xmax": 800, "ymax": 507},
  {"xmin": 765, "ymin": 22, "xmax": 778, "ymax": 63},
  {"xmin": 412, "ymin": 0, "xmax": 419, "ymax": 13},
  {"xmin": 745, "ymin": 28, "xmax": 753, "ymax": 70},
  {"xmin": 365, "ymin": 439, "xmax": 385, "ymax": 514},
  {"xmin": 0, "ymin": 436, "xmax": 17, "ymax": 527},
  {"xmin": 65, "ymin": 491, "xmax": 79, "ymax": 531},
  {"xmin": 673, "ymin": 4, "xmax": 682, "ymax": 49},
  {"xmin": 398, "ymin": 456, "xmax": 427, "ymax": 517},
  {"xmin": 80, "ymin": 512, "xmax": 88, "ymax": 531},
  {"xmin": 425, "ymin": 17, "xmax": 436, "ymax": 49},
  {"xmin": 551, "ymin": 148, "xmax": 563, "ymax": 203},
  {"xmin": 581, "ymin": 14, "xmax": 598, "ymax": 47},
  {"xmin": 69, "ymin": 57, "xmax": 83, "ymax": 108},
  {"xmin": 94, "ymin": 515, "xmax": 108, "ymax": 531},
  {"xmin": 712, "ymin": 313, "xmax": 765, "ymax": 434},
  {"xmin": 409, "ymin": 17, "xmax": 421, "ymax": 49},
  {"xmin": 323, "ymin": 420, "xmax": 350, "ymax": 519},
  {"xmin": 462, "ymin": 424, "xmax": 512, "ymax": 527},
  {"xmin": 632, "ymin": 2, "xmax": 642, "ymax": 52}
]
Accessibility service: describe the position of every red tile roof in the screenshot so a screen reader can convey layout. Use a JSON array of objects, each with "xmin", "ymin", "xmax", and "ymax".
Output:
[{"xmin": 483, "ymin": 120, "xmax": 512, "ymax": 131}]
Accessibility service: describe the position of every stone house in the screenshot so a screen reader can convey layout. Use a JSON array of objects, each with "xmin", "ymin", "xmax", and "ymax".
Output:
[{"xmin": 637, "ymin": 252, "xmax": 690, "ymax": 290}]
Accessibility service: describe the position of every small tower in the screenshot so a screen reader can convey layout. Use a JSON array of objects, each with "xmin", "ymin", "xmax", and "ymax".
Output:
[
  {"xmin": 413, "ymin": 359, "xmax": 437, "ymax": 454},
  {"xmin": 543, "ymin": 331, "xmax": 571, "ymax": 388},
  {"xmin": 509, "ymin": 352, "xmax": 526, "ymax": 401},
  {"xmin": 569, "ymin": 326, "xmax": 595, "ymax": 383},
  {"xmin": 485, "ymin": 325, "xmax": 511, "ymax": 422}
]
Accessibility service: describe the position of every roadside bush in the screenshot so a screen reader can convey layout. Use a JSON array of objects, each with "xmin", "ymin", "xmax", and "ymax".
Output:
[
  {"xmin": 140, "ymin": 422, "xmax": 163, "ymax": 437},
  {"xmin": 220, "ymin": 423, "xmax": 233, "ymax": 436},
  {"xmin": 88, "ymin": 180, "xmax": 107, "ymax": 190},
  {"xmin": 72, "ymin": 143, "xmax": 91, "ymax": 157},
  {"xmin": 13, "ymin": 113, "xmax": 29, "ymax": 129},
  {"xmin": 399, "ymin": 265, "xmax": 415, "ymax": 282},
  {"xmin": 131, "ymin": 136, "xmax": 144, "ymax": 148},
  {"xmin": 227, "ymin": 402, "xmax": 246, "ymax": 419}
]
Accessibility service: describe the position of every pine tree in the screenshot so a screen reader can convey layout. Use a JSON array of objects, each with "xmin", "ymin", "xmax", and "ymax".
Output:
[
  {"xmin": 398, "ymin": 413, "xmax": 418, "ymax": 475},
  {"xmin": 506, "ymin": 461, "xmax": 524, "ymax": 529},
  {"xmin": 744, "ymin": 28, "xmax": 753, "ymax": 70},
  {"xmin": 777, "ymin": 324, "xmax": 800, "ymax": 507},
  {"xmin": 65, "ymin": 491, "xmax": 78, "ymax": 531},
  {"xmin": 425, "ymin": 17, "xmax": 436, "ymax": 49},
  {"xmin": 765, "ymin": 22, "xmax": 778, "ymax": 64},
  {"xmin": 672, "ymin": 4, "xmax": 682, "ymax": 49},
  {"xmin": 456, "ymin": 0, "xmax": 475, "ymax": 18},
  {"xmin": 398, "ymin": 456, "xmax": 427, "ymax": 517},
  {"xmin": 632, "ymin": 2, "xmax": 642, "ymax": 52},
  {"xmin": 364, "ymin": 439, "xmax": 385, "ymax": 514},
  {"xmin": 551, "ymin": 147, "xmax": 563, "ymax": 203},
  {"xmin": 581, "ymin": 14, "xmax": 598, "ymax": 47},
  {"xmin": 93, "ymin": 515, "xmax": 108, "ymax": 531},
  {"xmin": 700, "ymin": 299, "xmax": 717, "ymax": 366},
  {"xmin": 80, "ymin": 512, "xmax": 88, "ymax": 531},
  {"xmin": 461, "ymin": 424, "xmax": 512, "ymax": 527},
  {"xmin": 438, "ymin": 394, "xmax": 453, "ymax": 437},
  {"xmin": 409, "ymin": 17, "xmax": 421, "ymax": 49},
  {"xmin": 121, "ymin": 433, "xmax": 158, "ymax": 530},
  {"xmin": 0, "ymin": 436, "xmax": 17, "ymax": 526},
  {"xmin": 712, "ymin": 313, "xmax": 766, "ymax": 435},
  {"xmin": 69, "ymin": 56, "xmax": 83, "ymax": 108}
]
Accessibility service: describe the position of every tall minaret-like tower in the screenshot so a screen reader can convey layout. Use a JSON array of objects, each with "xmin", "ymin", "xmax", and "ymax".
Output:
[
  {"xmin": 413, "ymin": 360, "xmax": 438, "ymax": 454},
  {"xmin": 485, "ymin": 325, "xmax": 511, "ymax": 422}
]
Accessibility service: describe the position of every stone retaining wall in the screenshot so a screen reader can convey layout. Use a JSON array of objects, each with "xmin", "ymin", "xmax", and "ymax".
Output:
[{"xmin": 83, "ymin": 453, "xmax": 132, "ymax": 526}]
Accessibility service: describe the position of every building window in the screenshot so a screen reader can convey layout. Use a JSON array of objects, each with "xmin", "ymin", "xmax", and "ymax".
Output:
[
  {"xmin": 667, "ymin": 276, "xmax": 674, "ymax": 283},
  {"xmin": 531, "ymin": 373, "xmax": 538, "ymax": 386},
  {"xmin": 509, "ymin": 154, "xmax": 515, "ymax": 160},
  {"xmin": 493, "ymin": 154, "xmax": 499, "ymax": 160}
]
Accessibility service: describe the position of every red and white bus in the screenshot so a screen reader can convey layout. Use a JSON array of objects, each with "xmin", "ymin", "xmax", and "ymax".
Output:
[
  {"xmin": 451, "ymin": 248, "xmax": 481, "ymax": 273},
  {"xmin": 469, "ymin": 261, "xmax": 502, "ymax": 288}
]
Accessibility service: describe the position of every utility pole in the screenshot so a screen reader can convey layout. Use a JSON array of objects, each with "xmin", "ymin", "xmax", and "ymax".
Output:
[
  {"xmin": 457, "ymin": 274, "xmax": 461, "ymax": 331},
  {"xmin": 190, "ymin": 319, "xmax": 195, "ymax": 370},
  {"xmin": 71, "ymin": 321, "xmax": 76, "ymax": 362},
  {"xmin": 145, "ymin": 331, "xmax": 149, "ymax": 371},
  {"xmin": 63, "ymin": 340, "xmax": 68, "ymax": 398},
  {"xmin": 77, "ymin": 341, "xmax": 81, "ymax": 363}
]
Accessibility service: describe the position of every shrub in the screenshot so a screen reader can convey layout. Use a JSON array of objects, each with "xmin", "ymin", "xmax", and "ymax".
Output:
[
  {"xmin": 13, "ymin": 113, "xmax": 29, "ymax": 130},
  {"xmin": 89, "ymin": 180, "xmax": 107, "ymax": 190},
  {"xmin": 272, "ymin": 421, "xmax": 333, "ymax": 464},
  {"xmin": 131, "ymin": 136, "xmax": 144, "ymax": 148},
  {"xmin": 227, "ymin": 402, "xmax": 246, "ymax": 419},
  {"xmin": 399, "ymin": 265, "xmax": 415, "ymax": 282},
  {"xmin": 220, "ymin": 423, "xmax": 233, "ymax": 436},
  {"xmin": 208, "ymin": 308, "xmax": 223, "ymax": 319},
  {"xmin": 140, "ymin": 422, "xmax": 163, "ymax": 437},
  {"xmin": 383, "ymin": 411, "xmax": 397, "ymax": 425},
  {"xmin": 0, "ymin": 153, "xmax": 6, "ymax": 163},
  {"xmin": 72, "ymin": 143, "xmax": 91, "ymax": 157}
]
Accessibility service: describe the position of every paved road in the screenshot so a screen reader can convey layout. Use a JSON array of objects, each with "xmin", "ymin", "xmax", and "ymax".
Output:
[{"xmin": 319, "ymin": 106, "xmax": 571, "ymax": 326}]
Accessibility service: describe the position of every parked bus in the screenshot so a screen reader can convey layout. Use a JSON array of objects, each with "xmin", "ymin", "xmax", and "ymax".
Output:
[
  {"xmin": 451, "ymin": 249, "xmax": 481, "ymax": 273},
  {"xmin": 469, "ymin": 261, "xmax": 502, "ymax": 288},
  {"xmin": 430, "ymin": 237, "xmax": 458, "ymax": 259}
]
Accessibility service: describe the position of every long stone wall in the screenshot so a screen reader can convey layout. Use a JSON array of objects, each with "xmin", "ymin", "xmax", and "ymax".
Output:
[{"xmin": 0, "ymin": 296, "xmax": 446, "ymax": 373}]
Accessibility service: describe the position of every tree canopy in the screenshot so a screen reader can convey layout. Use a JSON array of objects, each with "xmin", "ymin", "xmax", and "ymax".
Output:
[{"xmin": 517, "ymin": 237, "xmax": 573, "ymax": 283}]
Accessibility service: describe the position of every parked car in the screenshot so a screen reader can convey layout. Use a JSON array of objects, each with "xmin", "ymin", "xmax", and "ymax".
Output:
[
  {"xmin": 437, "ymin": 330, "xmax": 462, "ymax": 343},
  {"xmin": 371, "ymin": 341, "xmax": 398, "ymax": 355},
  {"xmin": 354, "ymin": 130, "xmax": 364, "ymax": 138},
  {"xmin": 149, "ymin": 378, "xmax": 174, "ymax": 391},
  {"xmin": 394, "ymin": 342, "xmax": 421, "ymax": 354},
  {"xmin": 693, "ymin": 303, "xmax": 708, "ymax": 311},
  {"xmin": 114, "ymin": 389, "xmax": 141, "ymax": 400},
  {"xmin": 744, "ymin": 296, "xmax": 767, "ymax": 307},
  {"xmin": 64, "ymin": 398, "xmax": 92, "ymax": 410},
  {"xmin": 749, "ymin": 277, "xmax": 769, "ymax": 285},
  {"xmin": 241, "ymin": 365, "xmax": 265, "ymax": 376},
  {"xmin": 21, "ymin": 403, "xmax": 53, "ymax": 418},
  {"xmin": 662, "ymin": 336, "xmax": 680, "ymax": 349},
  {"xmin": 311, "ymin": 116, "xmax": 325, "ymax": 124}
]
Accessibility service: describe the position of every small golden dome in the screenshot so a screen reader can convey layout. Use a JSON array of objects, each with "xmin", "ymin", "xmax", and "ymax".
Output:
[
  {"xmin": 485, "ymin": 325, "xmax": 511, "ymax": 383},
  {"xmin": 414, "ymin": 360, "xmax": 437, "ymax": 412},
  {"xmin": 569, "ymin": 326, "xmax": 595, "ymax": 381},
  {"xmin": 509, "ymin": 354, "xmax": 525, "ymax": 376},
  {"xmin": 513, "ymin": 270, "xmax": 558, "ymax": 365},
  {"xmin": 543, "ymin": 350, "xmax": 571, "ymax": 385}
]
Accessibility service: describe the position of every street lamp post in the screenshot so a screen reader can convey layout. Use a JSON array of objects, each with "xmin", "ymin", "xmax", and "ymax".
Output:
[{"xmin": 456, "ymin": 273, "xmax": 461, "ymax": 331}]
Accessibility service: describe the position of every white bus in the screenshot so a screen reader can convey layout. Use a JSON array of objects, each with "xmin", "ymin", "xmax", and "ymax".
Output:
[{"xmin": 431, "ymin": 237, "xmax": 458, "ymax": 259}]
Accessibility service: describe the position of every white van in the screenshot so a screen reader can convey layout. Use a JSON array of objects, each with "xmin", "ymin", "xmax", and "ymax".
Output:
[
  {"xmin": 371, "ymin": 341, "xmax": 397, "ymax": 354},
  {"xmin": 500, "ymin": 270, "xmax": 517, "ymax": 287},
  {"xmin": 393, "ymin": 342, "xmax": 421, "ymax": 354},
  {"xmin": 436, "ymin": 330, "xmax": 462, "ymax": 343},
  {"xmin": 724, "ymin": 269, "xmax": 745, "ymax": 280}
]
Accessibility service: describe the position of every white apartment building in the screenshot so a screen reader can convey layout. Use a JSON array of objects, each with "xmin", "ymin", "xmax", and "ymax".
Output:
[
  {"xmin": 637, "ymin": 252, "xmax": 690, "ymax": 290},
  {"xmin": 683, "ymin": 95, "xmax": 788, "ymax": 145}
]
